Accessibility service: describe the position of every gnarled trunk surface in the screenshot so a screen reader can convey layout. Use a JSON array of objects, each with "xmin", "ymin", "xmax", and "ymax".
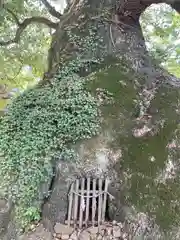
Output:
[{"xmin": 41, "ymin": 0, "xmax": 180, "ymax": 238}]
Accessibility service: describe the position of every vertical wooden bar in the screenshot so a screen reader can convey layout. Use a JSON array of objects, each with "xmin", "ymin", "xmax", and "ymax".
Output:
[
  {"xmin": 73, "ymin": 179, "xmax": 79, "ymax": 227},
  {"xmin": 67, "ymin": 182, "xmax": 74, "ymax": 227},
  {"xmin": 79, "ymin": 178, "xmax": 85, "ymax": 228},
  {"xmin": 98, "ymin": 178, "xmax": 103, "ymax": 226},
  {"xmin": 101, "ymin": 178, "xmax": 109, "ymax": 223},
  {"xmin": 92, "ymin": 178, "xmax": 97, "ymax": 226},
  {"xmin": 85, "ymin": 177, "xmax": 90, "ymax": 227}
]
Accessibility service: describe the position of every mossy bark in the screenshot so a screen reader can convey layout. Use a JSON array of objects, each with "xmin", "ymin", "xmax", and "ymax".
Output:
[{"xmin": 44, "ymin": 0, "xmax": 180, "ymax": 235}]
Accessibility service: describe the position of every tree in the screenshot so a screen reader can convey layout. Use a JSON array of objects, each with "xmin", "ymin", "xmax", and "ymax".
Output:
[
  {"xmin": 0, "ymin": 0, "xmax": 180, "ymax": 238},
  {"xmin": 141, "ymin": 3, "xmax": 180, "ymax": 77},
  {"xmin": 0, "ymin": 0, "xmax": 53, "ymax": 114}
]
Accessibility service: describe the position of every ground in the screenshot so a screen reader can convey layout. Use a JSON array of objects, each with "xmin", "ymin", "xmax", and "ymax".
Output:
[
  {"xmin": 20, "ymin": 224, "xmax": 52, "ymax": 240},
  {"xmin": 21, "ymin": 221, "xmax": 138, "ymax": 240}
]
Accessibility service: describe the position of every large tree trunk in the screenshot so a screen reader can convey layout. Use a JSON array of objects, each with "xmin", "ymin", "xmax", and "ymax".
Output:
[
  {"xmin": 41, "ymin": 0, "xmax": 180, "ymax": 237},
  {"xmin": 46, "ymin": 0, "xmax": 180, "ymax": 123}
]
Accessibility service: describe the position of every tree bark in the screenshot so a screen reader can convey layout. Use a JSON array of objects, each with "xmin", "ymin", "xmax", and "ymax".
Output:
[
  {"xmin": 42, "ymin": 0, "xmax": 180, "ymax": 235},
  {"xmin": 47, "ymin": 0, "xmax": 180, "ymax": 86},
  {"xmin": 46, "ymin": 0, "xmax": 180, "ymax": 132}
]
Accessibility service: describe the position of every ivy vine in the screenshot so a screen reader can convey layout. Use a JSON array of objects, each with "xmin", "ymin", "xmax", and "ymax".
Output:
[{"xmin": 0, "ymin": 27, "xmax": 103, "ymax": 229}]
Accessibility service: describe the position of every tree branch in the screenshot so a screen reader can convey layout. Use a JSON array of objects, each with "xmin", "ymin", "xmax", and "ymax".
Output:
[
  {"xmin": 116, "ymin": 0, "xmax": 180, "ymax": 25},
  {"xmin": 0, "ymin": 11, "xmax": 58, "ymax": 46},
  {"xmin": 5, "ymin": 8, "xmax": 20, "ymax": 25},
  {"xmin": 141, "ymin": 0, "xmax": 180, "ymax": 13},
  {"xmin": 170, "ymin": 0, "xmax": 180, "ymax": 13},
  {"xmin": 40, "ymin": 0, "xmax": 62, "ymax": 19},
  {"xmin": 3, "ymin": 63, "xmax": 23, "ymax": 84}
]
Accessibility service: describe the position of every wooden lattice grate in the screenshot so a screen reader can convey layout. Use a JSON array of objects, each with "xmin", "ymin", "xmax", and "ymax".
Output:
[{"xmin": 65, "ymin": 177, "xmax": 113, "ymax": 228}]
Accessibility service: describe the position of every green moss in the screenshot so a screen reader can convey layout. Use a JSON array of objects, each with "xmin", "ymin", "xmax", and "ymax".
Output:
[
  {"xmin": 87, "ymin": 62, "xmax": 137, "ymax": 133},
  {"xmin": 87, "ymin": 62, "xmax": 180, "ymax": 231}
]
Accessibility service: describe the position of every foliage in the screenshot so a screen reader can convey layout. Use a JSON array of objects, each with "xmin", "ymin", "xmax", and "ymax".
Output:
[
  {"xmin": 0, "ymin": 0, "xmax": 52, "ymax": 89},
  {"xmin": 0, "ymin": 1, "xmax": 179, "ymax": 112},
  {"xmin": 0, "ymin": 25, "xmax": 102, "ymax": 229},
  {"xmin": 0, "ymin": 0, "xmax": 55, "ymax": 116},
  {"xmin": 141, "ymin": 3, "xmax": 180, "ymax": 77},
  {"xmin": 24, "ymin": 206, "xmax": 41, "ymax": 223}
]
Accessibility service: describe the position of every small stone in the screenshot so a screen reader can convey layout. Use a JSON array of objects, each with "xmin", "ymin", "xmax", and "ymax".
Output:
[
  {"xmin": 61, "ymin": 233, "xmax": 69, "ymax": 239},
  {"xmin": 56, "ymin": 233, "xmax": 62, "ymax": 239},
  {"xmin": 122, "ymin": 233, "xmax": 128, "ymax": 239},
  {"xmin": 70, "ymin": 231, "xmax": 78, "ymax": 240},
  {"xmin": 106, "ymin": 227, "xmax": 112, "ymax": 236},
  {"xmin": 117, "ymin": 222, "xmax": 123, "ymax": 229},
  {"xmin": 112, "ymin": 220, "xmax": 117, "ymax": 225},
  {"xmin": 54, "ymin": 223, "xmax": 73, "ymax": 235},
  {"xmin": 96, "ymin": 234, "xmax": 103, "ymax": 240},
  {"xmin": 79, "ymin": 230, "xmax": 90, "ymax": 240},
  {"xmin": 19, "ymin": 236, "xmax": 25, "ymax": 240},
  {"xmin": 86, "ymin": 226, "xmax": 106, "ymax": 235},
  {"xmin": 100, "ymin": 228, "xmax": 105, "ymax": 236},
  {"xmin": 30, "ymin": 224, "xmax": 35, "ymax": 230},
  {"xmin": 86, "ymin": 226, "xmax": 99, "ymax": 235},
  {"xmin": 113, "ymin": 226, "xmax": 121, "ymax": 238}
]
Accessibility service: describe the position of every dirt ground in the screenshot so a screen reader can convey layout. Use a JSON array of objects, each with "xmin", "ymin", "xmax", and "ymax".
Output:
[
  {"xmin": 21, "ymin": 224, "xmax": 53, "ymax": 240},
  {"xmin": 21, "ymin": 221, "xmax": 130, "ymax": 240}
]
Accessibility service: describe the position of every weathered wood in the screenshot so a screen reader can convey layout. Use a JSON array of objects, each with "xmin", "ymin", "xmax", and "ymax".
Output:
[
  {"xmin": 67, "ymin": 182, "xmax": 74, "ymax": 227},
  {"xmin": 65, "ymin": 220, "xmax": 109, "ymax": 225},
  {"xmin": 79, "ymin": 178, "xmax": 85, "ymax": 228},
  {"xmin": 73, "ymin": 179, "xmax": 79, "ymax": 226},
  {"xmin": 98, "ymin": 178, "xmax": 103, "ymax": 225},
  {"xmin": 85, "ymin": 177, "xmax": 90, "ymax": 227},
  {"xmin": 92, "ymin": 178, "xmax": 97, "ymax": 226},
  {"xmin": 101, "ymin": 178, "xmax": 109, "ymax": 223},
  {"xmin": 78, "ymin": 190, "xmax": 99, "ymax": 193},
  {"xmin": 66, "ymin": 177, "xmax": 110, "ymax": 228}
]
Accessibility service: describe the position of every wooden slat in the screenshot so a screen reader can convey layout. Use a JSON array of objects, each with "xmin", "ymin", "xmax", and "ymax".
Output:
[
  {"xmin": 92, "ymin": 179, "xmax": 97, "ymax": 226},
  {"xmin": 85, "ymin": 177, "xmax": 90, "ymax": 227},
  {"xmin": 73, "ymin": 179, "xmax": 79, "ymax": 227},
  {"xmin": 79, "ymin": 178, "xmax": 85, "ymax": 228},
  {"xmin": 101, "ymin": 178, "xmax": 109, "ymax": 223},
  {"xmin": 66, "ymin": 177, "xmax": 110, "ymax": 229},
  {"xmin": 78, "ymin": 190, "xmax": 99, "ymax": 194},
  {"xmin": 67, "ymin": 182, "xmax": 74, "ymax": 227},
  {"xmin": 98, "ymin": 178, "xmax": 103, "ymax": 226}
]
